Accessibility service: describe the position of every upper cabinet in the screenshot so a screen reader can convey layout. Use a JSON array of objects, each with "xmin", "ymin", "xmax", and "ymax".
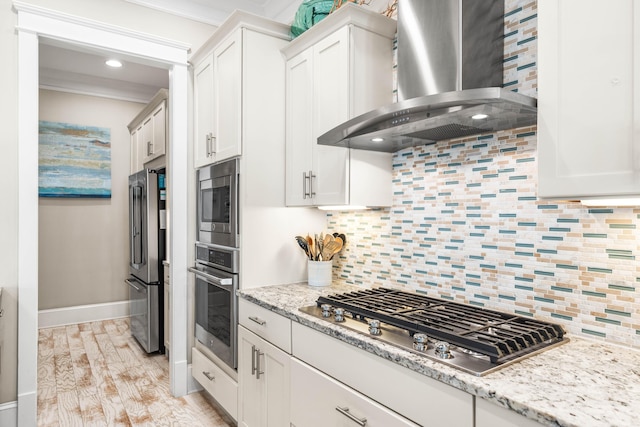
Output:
[
  {"xmin": 193, "ymin": 15, "xmax": 289, "ymax": 169},
  {"xmin": 128, "ymin": 89, "xmax": 168, "ymax": 174},
  {"xmin": 538, "ymin": 0, "xmax": 640, "ymax": 199},
  {"xmin": 282, "ymin": 4, "xmax": 397, "ymax": 207}
]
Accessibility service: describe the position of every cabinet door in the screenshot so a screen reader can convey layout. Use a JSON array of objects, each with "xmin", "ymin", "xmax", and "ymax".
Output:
[
  {"xmin": 130, "ymin": 128, "xmax": 141, "ymax": 174},
  {"xmin": 538, "ymin": 0, "xmax": 640, "ymax": 198},
  {"xmin": 213, "ymin": 30, "xmax": 243, "ymax": 162},
  {"xmin": 285, "ymin": 50, "xmax": 315, "ymax": 206},
  {"xmin": 476, "ymin": 398, "xmax": 542, "ymax": 427},
  {"xmin": 238, "ymin": 326, "xmax": 290, "ymax": 427},
  {"xmin": 141, "ymin": 116, "xmax": 153, "ymax": 165},
  {"xmin": 194, "ymin": 54, "xmax": 215, "ymax": 168},
  {"xmin": 290, "ymin": 359, "xmax": 419, "ymax": 427},
  {"xmin": 312, "ymin": 26, "xmax": 350, "ymax": 206},
  {"xmin": 151, "ymin": 101, "xmax": 166, "ymax": 159}
]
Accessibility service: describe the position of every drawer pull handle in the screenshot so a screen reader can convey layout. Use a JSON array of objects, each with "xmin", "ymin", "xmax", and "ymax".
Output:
[
  {"xmin": 202, "ymin": 371, "xmax": 215, "ymax": 381},
  {"xmin": 248, "ymin": 316, "xmax": 266, "ymax": 326},
  {"xmin": 336, "ymin": 406, "xmax": 367, "ymax": 426}
]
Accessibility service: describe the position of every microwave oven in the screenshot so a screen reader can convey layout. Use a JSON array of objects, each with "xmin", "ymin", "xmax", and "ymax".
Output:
[{"xmin": 197, "ymin": 158, "xmax": 239, "ymax": 247}]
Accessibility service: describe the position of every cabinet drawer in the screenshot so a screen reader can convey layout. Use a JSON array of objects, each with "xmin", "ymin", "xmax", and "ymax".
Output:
[
  {"xmin": 292, "ymin": 323, "xmax": 473, "ymax": 427},
  {"xmin": 291, "ymin": 358, "xmax": 419, "ymax": 427},
  {"xmin": 192, "ymin": 347, "xmax": 238, "ymax": 421},
  {"xmin": 238, "ymin": 299, "xmax": 291, "ymax": 353}
]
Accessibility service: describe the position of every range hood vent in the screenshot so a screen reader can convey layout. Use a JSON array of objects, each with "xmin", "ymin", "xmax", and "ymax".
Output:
[{"xmin": 318, "ymin": 0, "xmax": 538, "ymax": 153}]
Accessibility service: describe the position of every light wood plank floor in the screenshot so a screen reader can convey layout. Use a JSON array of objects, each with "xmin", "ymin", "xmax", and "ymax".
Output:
[{"xmin": 38, "ymin": 318, "xmax": 234, "ymax": 427}]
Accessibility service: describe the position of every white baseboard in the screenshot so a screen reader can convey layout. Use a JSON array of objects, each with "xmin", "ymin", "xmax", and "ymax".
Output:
[
  {"xmin": 0, "ymin": 401, "xmax": 17, "ymax": 427},
  {"xmin": 38, "ymin": 300, "xmax": 130, "ymax": 328}
]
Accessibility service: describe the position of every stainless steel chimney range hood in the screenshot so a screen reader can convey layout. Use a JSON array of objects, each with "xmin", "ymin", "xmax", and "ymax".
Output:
[{"xmin": 318, "ymin": 0, "xmax": 538, "ymax": 153}]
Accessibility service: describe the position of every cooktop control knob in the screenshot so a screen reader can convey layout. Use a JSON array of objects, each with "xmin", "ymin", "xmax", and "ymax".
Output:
[
  {"xmin": 434, "ymin": 341, "xmax": 453, "ymax": 359},
  {"xmin": 368, "ymin": 319, "xmax": 381, "ymax": 335},
  {"xmin": 321, "ymin": 304, "xmax": 332, "ymax": 318},
  {"xmin": 413, "ymin": 333, "xmax": 428, "ymax": 352},
  {"xmin": 334, "ymin": 307, "xmax": 345, "ymax": 322}
]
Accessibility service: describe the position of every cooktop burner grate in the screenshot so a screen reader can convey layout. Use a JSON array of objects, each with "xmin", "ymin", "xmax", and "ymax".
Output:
[{"xmin": 315, "ymin": 288, "xmax": 565, "ymax": 364}]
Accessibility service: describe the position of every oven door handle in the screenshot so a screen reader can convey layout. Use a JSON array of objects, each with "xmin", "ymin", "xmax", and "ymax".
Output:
[{"xmin": 189, "ymin": 267, "xmax": 233, "ymax": 287}]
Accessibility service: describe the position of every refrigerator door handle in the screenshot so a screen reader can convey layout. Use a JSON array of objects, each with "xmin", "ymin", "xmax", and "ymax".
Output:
[{"xmin": 125, "ymin": 278, "xmax": 145, "ymax": 293}]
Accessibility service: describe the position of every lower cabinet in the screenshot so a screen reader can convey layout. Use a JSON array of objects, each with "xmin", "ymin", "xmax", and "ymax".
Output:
[
  {"xmin": 237, "ymin": 325, "xmax": 290, "ymax": 427},
  {"xmin": 192, "ymin": 347, "xmax": 238, "ymax": 420},
  {"xmin": 476, "ymin": 398, "xmax": 544, "ymax": 427},
  {"xmin": 290, "ymin": 358, "xmax": 419, "ymax": 427},
  {"xmin": 291, "ymin": 322, "xmax": 474, "ymax": 427}
]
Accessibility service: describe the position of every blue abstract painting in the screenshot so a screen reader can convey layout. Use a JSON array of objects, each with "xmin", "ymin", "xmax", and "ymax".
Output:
[{"xmin": 39, "ymin": 121, "xmax": 112, "ymax": 198}]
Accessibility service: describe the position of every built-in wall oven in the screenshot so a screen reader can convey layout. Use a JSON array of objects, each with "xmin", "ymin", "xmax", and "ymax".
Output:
[
  {"xmin": 197, "ymin": 158, "xmax": 239, "ymax": 247},
  {"xmin": 190, "ymin": 242, "xmax": 239, "ymax": 370}
]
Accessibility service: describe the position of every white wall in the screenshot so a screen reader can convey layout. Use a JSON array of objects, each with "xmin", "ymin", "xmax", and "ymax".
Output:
[{"xmin": 38, "ymin": 89, "xmax": 145, "ymax": 309}]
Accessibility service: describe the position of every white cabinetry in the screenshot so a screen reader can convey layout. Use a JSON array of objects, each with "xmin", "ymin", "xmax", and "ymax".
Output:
[
  {"xmin": 476, "ymin": 398, "xmax": 543, "ymax": 427},
  {"xmin": 128, "ymin": 89, "xmax": 168, "ymax": 173},
  {"xmin": 291, "ymin": 322, "xmax": 474, "ymax": 427},
  {"xmin": 192, "ymin": 347, "xmax": 238, "ymax": 420},
  {"xmin": 290, "ymin": 358, "xmax": 419, "ymax": 427},
  {"xmin": 193, "ymin": 29, "xmax": 242, "ymax": 168},
  {"xmin": 538, "ymin": 0, "xmax": 640, "ymax": 199},
  {"xmin": 130, "ymin": 125, "xmax": 143, "ymax": 174},
  {"xmin": 238, "ymin": 300, "xmax": 291, "ymax": 427},
  {"xmin": 282, "ymin": 4, "xmax": 396, "ymax": 207}
]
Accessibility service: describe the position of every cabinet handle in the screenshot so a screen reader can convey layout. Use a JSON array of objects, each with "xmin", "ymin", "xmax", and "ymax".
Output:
[
  {"xmin": 309, "ymin": 170, "xmax": 316, "ymax": 198},
  {"xmin": 251, "ymin": 344, "xmax": 257, "ymax": 375},
  {"xmin": 206, "ymin": 133, "xmax": 215, "ymax": 157},
  {"xmin": 335, "ymin": 407, "xmax": 367, "ymax": 426},
  {"xmin": 202, "ymin": 371, "xmax": 215, "ymax": 381},
  {"xmin": 302, "ymin": 171, "xmax": 309, "ymax": 199},
  {"xmin": 255, "ymin": 348, "xmax": 264, "ymax": 380},
  {"xmin": 248, "ymin": 316, "xmax": 266, "ymax": 326},
  {"xmin": 147, "ymin": 140, "xmax": 152, "ymax": 156},
  {"xmin": 211, "ymin": 135, "xmax": 217, "ymax": 154}
]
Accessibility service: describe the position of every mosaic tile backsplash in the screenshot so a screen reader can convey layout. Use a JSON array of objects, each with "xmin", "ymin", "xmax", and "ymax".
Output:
[{"xmin": 327, "ymin": 0, "xmax": 640, "ymax": 349}]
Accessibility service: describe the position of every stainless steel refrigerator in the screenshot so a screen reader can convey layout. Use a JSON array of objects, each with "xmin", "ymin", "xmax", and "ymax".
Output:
[{"xmin": 126, "ymin": 168, "xmax": 165, "ymax": 353}]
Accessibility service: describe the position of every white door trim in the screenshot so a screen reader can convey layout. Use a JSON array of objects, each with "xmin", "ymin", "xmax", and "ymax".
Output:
[{"xmin": 14, "ymin": 2, "xmax": 191, "ymax": 425}]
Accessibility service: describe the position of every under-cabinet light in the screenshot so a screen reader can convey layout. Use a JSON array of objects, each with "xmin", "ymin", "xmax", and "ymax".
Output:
[
  {"xmin": 580, "ymin": 197, "xmax": 640, "ymax": 207},
  {"xmin": 317, "ymin": 205, "xmax": 369, "ymax": 211},
  {"xmin": 371, "ymin": 137, "xmax": 384, "ymax": 142},
  {"xmin": 472, "ymin": 113, "xmax": 488, "ymax": 120}
]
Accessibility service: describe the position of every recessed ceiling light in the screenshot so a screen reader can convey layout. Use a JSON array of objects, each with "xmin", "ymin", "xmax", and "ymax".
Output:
[
  {"xmin": 371, "ymin": 137, "xmax": 384, "ymax": 142},
  {"xmin": 472, "ymin": 113, "xmax": 488, "ymax": 120},
  {"xmin": 105, "ymin": 59, "xmax": 122, "ymax": 68}
]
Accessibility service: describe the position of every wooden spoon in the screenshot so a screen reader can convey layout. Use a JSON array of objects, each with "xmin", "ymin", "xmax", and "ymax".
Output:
[
  {"xmin": 322, "ymin": 240, "xmax": 341, "ymax": 261},
  {"xmin": 306, "ymin": 235, "xmax": 315, "ymax": 260}
]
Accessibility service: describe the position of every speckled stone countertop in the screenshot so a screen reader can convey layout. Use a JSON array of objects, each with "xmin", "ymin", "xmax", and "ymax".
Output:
[{"xmin": 238, "ymin": 282, "xmax": 640, "ymax": 427}]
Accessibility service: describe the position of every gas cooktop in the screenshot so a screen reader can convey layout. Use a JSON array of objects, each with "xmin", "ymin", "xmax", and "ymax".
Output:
[{"xmin": 300, "ymin": 287, "xmax": 567, "ymax": 376}]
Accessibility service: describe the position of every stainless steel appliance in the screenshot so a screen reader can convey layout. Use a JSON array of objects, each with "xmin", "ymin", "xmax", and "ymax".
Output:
[
  {"xmin": 190, "ymin": 243, "xmax": 239, "ymax": 370},
  {"xmin": 197, "ymin": 158, "xmax": 239, "ymax": 247},
  {"xmin": 127, "ymin": 168, "xmax": 166, "ymax": 354},
  {"xmin": 318, "ymin": 0, "xmax": 537, "ymax": 152},
  {"xmin": 301, "ymin": 287, "xmax": 567, "ymax": 376}
]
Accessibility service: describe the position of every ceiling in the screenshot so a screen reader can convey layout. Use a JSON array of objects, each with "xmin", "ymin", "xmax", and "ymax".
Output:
[{"xmin": 38, "ymin": 0, "xmax": 300, "ymax": 104}]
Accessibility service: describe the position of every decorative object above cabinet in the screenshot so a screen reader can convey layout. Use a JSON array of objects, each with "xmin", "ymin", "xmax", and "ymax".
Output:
[
  {"xmin": 128, "ymin": 88, "xmax": 168, "ymax": 174},
  {"xmin": 281, "ymin": 3, "xmax": 396, "ymax": 208},
  {"xmin": 538, "ymin": 0, "xmax": 640, "ymax": 202}
]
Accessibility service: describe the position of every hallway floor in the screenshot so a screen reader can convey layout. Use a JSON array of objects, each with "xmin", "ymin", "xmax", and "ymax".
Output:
[{"xmin": 37, "ymin": 318, "xmax": 234, "ymax": 426}]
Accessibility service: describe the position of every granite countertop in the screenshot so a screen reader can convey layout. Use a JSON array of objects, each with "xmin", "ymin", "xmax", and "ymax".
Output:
[{"xmin": 238, "ymin": 282, "xmax": 640, "ymax": 427}]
